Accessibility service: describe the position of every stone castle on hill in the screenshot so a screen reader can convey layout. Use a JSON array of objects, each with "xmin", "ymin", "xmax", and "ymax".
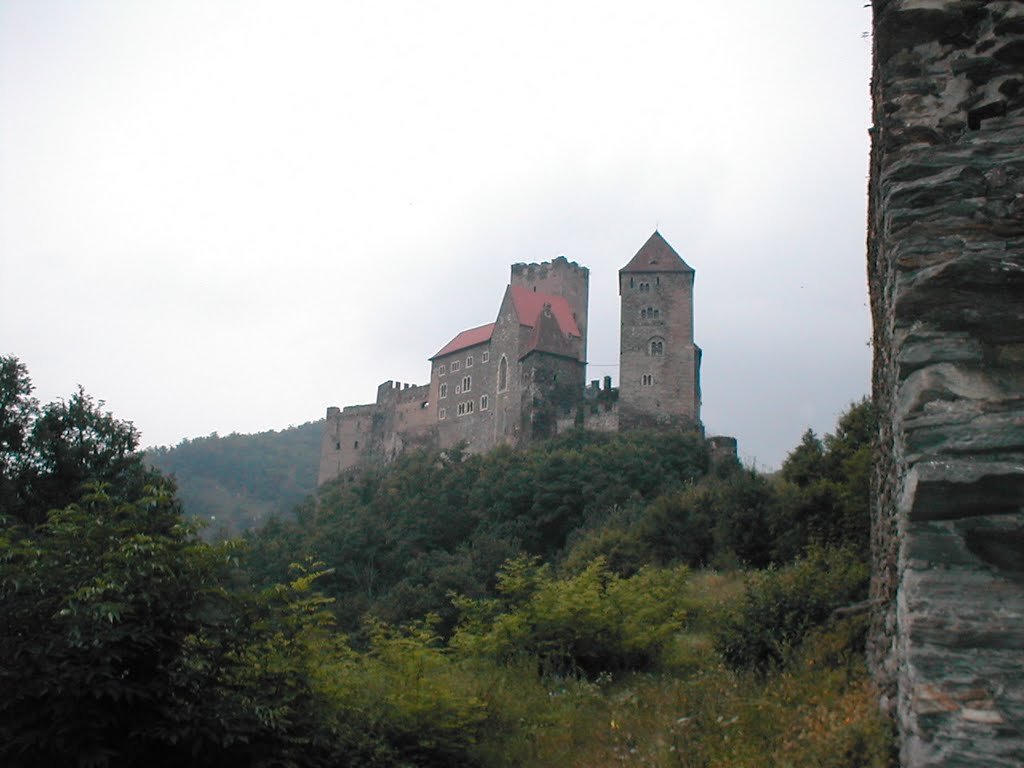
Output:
[{"xmin": 318, "ymin": 231, "xmax": 725, "ymax": 485}]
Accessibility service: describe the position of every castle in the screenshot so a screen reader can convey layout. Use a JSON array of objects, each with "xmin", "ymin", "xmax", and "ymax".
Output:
[{"xmin": 318, "ymin": 231, "xmax": 709, "ymax": 485}]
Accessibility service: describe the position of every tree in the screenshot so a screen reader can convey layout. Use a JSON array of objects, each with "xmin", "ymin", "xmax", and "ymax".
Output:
[
  {"xmin": 772, "ymin": 399, "xmax": 874, "ymax": 560},
  {"xmin": 0, "ymin": 483, "xmax": 225, "ymax": 766},
  {"xmin": 0, "ymin": 357, "xmax": 157, "ymax": 526},
  {"xmin": 0, "ymin": 356, "xmax": 37, "ymax": 513}
]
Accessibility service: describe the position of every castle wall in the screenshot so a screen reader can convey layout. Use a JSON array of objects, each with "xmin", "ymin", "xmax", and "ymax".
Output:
[
  {"xmin": 868, "ymin": 2, "xmax": 1024, "ymax": 764},
  {"xmin": 556, "ymin": 378, "xmax": 621, "ymax": 435},
  {"xmin": 520, "ymin": 352, "xmax": 586, "ymax": 442},
  {"xmin": 433, "ymin": 343, "xmax": 498, "ymax": 454},
  {"xmin": 510, "ymin": 256, "xmax": 590, "ymax": 362},
  {"xmin": 375, "ymin": 381, "xmax": 435, "ymax": 461},
  {"xmin": 317, "ymin": 403, "xmax": 379, "ymax": 485},
  {"xmin": 618, "ymin": 270, "xmax": 700, "ymax": 428}
]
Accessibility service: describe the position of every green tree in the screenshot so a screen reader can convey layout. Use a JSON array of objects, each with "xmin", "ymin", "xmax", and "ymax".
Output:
[{"xmin": 0, "ymin": 356, "xmax": 158, "ymax": 527}]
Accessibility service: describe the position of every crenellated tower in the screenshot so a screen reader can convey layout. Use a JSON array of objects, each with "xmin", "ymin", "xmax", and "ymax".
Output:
[{"xmin": 510, "ymin": 255, "xmax": 590, "ymax": 363}]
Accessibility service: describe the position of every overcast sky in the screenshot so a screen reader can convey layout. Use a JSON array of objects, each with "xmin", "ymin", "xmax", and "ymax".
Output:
[{"xmin": 0, "ymin": 0, "xmax": 873, "ymax": 469}]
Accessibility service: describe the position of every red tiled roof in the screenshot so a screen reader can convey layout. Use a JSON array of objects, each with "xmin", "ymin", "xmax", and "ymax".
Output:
[
  {"xmin": 509, "ymin": 285, "xmax": 581, "ymax": 337},
  {"xmin": 620, "ymin": 231, "xmax": 694, "ymax": 274},
  {"xmin": 520, "ymin": 304, "xmax": 580, "ymax": 361},
  {"xmin": 431, "ymin": 323, "xmax": 495, "ymax": 359}
]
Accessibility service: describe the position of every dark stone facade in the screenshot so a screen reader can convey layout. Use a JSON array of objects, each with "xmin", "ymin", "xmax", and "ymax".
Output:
[{"xmin": 868, "ymin": 2, "xmax": 1024, "ymax": 764}]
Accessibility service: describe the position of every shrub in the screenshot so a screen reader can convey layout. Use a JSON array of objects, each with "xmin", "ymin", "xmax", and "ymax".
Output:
[
  {"xmin": 714, "ymin": 546, "xmax": 869, "ymax": 673},
  {"xmin": 453, "ymin": 557, "xmax": 691, "ymax": 676}
]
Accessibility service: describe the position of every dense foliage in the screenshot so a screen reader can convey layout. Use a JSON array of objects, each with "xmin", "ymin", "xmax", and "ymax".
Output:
[
  {"xmin": 146, "ymin": 420, "xmax": 323, "ymax": 536},
  {"xmin": 1, "ymin": 356, "xmax": 891, "ymax": 767},
  {"xmin": 245, "ymin": 430, "xmax": 711, "ymax": 631}
]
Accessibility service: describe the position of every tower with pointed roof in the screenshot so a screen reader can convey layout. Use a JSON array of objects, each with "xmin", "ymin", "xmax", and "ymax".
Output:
[{"xmin": 618, "ymin": 231, "xmax": 701, "ymax": 428}]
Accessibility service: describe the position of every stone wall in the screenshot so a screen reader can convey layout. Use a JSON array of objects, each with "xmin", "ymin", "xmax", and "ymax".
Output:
[
  {"xmin": 433, "ymin": 344, "xmax": 498, "ymax": 454},
  {"xmin": 619, "ymin": 269, "xmax": 700, "ymax": 428},
  {"xmin": 868, "ymin": 2, "xmax": 1024, "ymax": 764}
]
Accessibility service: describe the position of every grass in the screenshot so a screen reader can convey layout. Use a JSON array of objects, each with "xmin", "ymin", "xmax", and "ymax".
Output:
[{"xmin": 464, "ymin": 566, "xmax": 895, "ymax": 768}]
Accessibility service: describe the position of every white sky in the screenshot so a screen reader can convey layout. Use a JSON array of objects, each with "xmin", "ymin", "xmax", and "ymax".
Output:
[{"xmin": 0, "ymin": 0, "xmax": 873, "ymax": 469}]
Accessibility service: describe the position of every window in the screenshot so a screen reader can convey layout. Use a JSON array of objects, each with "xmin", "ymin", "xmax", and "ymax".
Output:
[
  {"xmin": 439, "ymin": 407, "xmax": 446, "ymax": 420},
  {"xmin": 481, "ymin": 394, "xmax": 489, "ymax": 410},
  {"xmin": 451, "ymin": 360, "xmax": 461, "ymax": 372},
  {"xmin": 439, "ymin": 364, "xmax": 446, "ymax": 376},
  {"xmin": 467, "ymin": 355, "xmax": 473, "ymax": 367},
  {"xmin": 482, "ymin": 351, "xmax": 489, "ymax": 363},
  {"xmin": 641, "ymin": 374, "xmax": 653, "ymax": 386},
  {"xmin": 455, "ymin": 384, "xmax": 461, "ymax": 395},
  {"xmin": 354, "ymin": 440, "xmax": 360, "ymax": 449},
  {"xmin": 498, "ymin": 355, "xmax": 508, "ymax": 392},
  {"xmin": 335, "ymin": 441, "xmax": 341, "ymax": 450},
  {"xmin": 649, "ymin": 339, "xmax": 664, "ymax": 356},
  {"xmin": 630, "ymin": 276, "xmax": 635, "ymax": 288},
  {"xmin": 439, "ymin": 382, "xmax": 447, "ymax": 399},
  {"xmin": 462, "ymin": 375, "xmax": 471, "ymax": 392},
  {"xmin": 656, "ymin": 276, "xmax": 660, "ymax": 286},
  {"xmin": 466, "ymin": 399, "xmax": 474, "ymax": 413},
  {"xmin": 458, "ymin": 403, "xmax": 466, "ymax": 416}
]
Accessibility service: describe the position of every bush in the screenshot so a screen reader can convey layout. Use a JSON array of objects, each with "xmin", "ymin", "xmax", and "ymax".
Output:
[
  {"xmin": 453, "ymin": 557, "xmax": 691, "ymax": 676},
  {"xmin": 714, "ymin": 547, "xmax": 869, "ymax": 673}
]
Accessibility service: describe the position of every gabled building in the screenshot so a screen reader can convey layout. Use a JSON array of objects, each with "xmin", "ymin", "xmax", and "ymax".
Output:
[{"xmin": 318, "ymin": 232, "xmax": 706, "ymax": 485}]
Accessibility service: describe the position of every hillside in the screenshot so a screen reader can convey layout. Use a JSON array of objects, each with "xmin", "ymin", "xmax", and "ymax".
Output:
[
  {"xmin": 3, "ymin": 355, "xmax": 892, "ymax": 767},
  {"xmin": 145, "ymin": 420, "xmax": 323, "ymax": 535},
  {"xmin": 246, "ymin": 403, "xmax": 872, "ymax": 635}
]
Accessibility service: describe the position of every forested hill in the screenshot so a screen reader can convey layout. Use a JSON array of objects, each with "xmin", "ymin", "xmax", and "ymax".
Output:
[
  {"xmin": 145, "ymin": 420, "xmax": 323, "ymax": 535},
  {"xmin": 246, "ymin": 408, "xmax": 872, "ymax": 635},
  {"xmin": 4, "ymin": 352, "xmax": 890, "ymax": 767}
]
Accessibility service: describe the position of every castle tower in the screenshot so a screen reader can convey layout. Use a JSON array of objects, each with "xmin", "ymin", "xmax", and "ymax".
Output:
[
  {"xmin": 618, "ymin": 232, "xmax": 701, "ymax": 428},
  {"xmin": 510, "ymin": 256, "xmax": 589, "ymax": 363}
]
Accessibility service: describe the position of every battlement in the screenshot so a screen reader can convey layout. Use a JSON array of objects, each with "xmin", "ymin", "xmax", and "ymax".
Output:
[
  {"xmin": 376, "ymin": 380, "xmax": 430, "ymax": 405},
  {"xmin": 510, "ymin": 255, "xmax": 589, "ymax": 280}
]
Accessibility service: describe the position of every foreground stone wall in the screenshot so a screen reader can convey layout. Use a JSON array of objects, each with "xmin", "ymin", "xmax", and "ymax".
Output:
[{"xmin": 868, "ymin": 2, "xmax": 1024, "ymax": 764}]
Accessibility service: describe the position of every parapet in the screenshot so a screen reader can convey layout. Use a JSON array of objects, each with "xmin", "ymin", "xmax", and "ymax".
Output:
[
  {"xmin": 376, "ymin": 380, "xmax": 430, "ymax": 405},
  {"xmin": 707, "ymin": 436, "xmax": 739, "ymax": 463},
  {"xmin": 511, "ymin": 255, "xmax": 589, "ymax": 280}
]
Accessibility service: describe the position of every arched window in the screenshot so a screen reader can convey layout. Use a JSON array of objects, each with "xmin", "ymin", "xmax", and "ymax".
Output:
[
  {"xmin": 649, "ymin": 338, "xmax": 665, "ymax": 356},
  {"xmin": 498, "ymin": 355, "xmax": 508, "ymax": 392}
]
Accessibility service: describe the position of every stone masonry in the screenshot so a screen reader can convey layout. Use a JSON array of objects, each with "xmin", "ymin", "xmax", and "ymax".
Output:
[
  {"xmin": 868, "ymin": 2, "xmax": 1024, "ymax": 765},
  {"xmin": 319, "ymin": 232, "xmax": 720, "ymax": 485}
]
